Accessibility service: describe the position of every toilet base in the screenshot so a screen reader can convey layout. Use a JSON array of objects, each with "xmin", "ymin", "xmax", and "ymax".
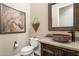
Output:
[
  {"xmin": 21, "ymin": 52, "xmax": 34, "ymax": 56},
  {"xmin": 15, "ymin": 52, "xmax": 34, "ymax": 56}
]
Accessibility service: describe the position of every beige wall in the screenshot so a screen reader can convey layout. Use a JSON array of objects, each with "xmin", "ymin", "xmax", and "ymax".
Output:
[
  {"xmin": 0, "ymin": 3, "xmax": 30, "ymax": 56},
  {"xmin": 30, "ymin": 3, "xmax": 71, "ymax": 37}
]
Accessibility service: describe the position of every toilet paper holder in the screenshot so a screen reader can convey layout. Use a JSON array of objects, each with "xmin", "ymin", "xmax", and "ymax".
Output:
[{"xmin": 14, "ymin": 41, "xmax": 19, "ymax": 49}]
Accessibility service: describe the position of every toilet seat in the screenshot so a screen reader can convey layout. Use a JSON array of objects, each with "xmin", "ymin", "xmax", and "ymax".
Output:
[{"xmin": 21, "ymin": 46, "xmax": 34, "ymax": 56}]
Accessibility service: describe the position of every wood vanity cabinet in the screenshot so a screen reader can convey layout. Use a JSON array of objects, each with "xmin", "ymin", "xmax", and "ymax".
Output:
[{"xmin": 41, "ymin": 43, "xmax": 79, "ymax": 56}]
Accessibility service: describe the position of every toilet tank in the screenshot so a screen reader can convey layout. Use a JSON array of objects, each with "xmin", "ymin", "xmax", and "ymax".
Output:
[{"xmin": 30, "ymin": 38, "xmax": 39, "ymax": 48}]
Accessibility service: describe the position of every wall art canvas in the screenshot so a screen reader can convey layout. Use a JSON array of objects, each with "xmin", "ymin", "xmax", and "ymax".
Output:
[{"xmin": 0, "ymin": 4, "xmax": 26, "ymax": 33}]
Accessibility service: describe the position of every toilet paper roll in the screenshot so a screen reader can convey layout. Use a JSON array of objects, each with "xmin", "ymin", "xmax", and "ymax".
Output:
[
  {"xmin": 15, "ymin": 43, "xmax": 19, "ymax": 47},
  {"xmin": 14, "ymin": 41, "xmax": 19, "ymax": 49}
]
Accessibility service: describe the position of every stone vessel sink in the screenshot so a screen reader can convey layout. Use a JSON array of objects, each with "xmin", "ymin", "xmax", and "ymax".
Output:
[{"xmin": 52, "ymin": 34, "xmax": 72, "ymax": 43}]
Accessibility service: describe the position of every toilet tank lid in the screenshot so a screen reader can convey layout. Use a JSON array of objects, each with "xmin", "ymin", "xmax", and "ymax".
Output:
[
  {"xmin": 21, "ymin": 46, "xmax": 34, "ymax": 52},
  {"xmin": 30, "ymin": 37, "xmax": 39, "ymax": 40}
]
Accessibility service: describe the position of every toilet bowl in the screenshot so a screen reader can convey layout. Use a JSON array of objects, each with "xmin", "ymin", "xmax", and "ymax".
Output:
[{"xmin": 20, "ymin": 38, "xmax": 39, "ymax": 56}]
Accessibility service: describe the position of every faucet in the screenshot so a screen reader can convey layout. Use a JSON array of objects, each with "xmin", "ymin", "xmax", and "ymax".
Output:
[{"xmin": 68, "ymin": 31, "xmax": 75, "ymax": 42}]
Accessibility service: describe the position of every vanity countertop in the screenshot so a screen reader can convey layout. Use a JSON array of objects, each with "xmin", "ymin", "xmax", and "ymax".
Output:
[{"xmin": 39, "ymin": 37, "xmax": 79, "ymax": 51}]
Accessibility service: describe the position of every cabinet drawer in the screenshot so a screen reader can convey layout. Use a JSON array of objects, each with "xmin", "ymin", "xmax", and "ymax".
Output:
[
  {"xmin": 41, "ymin": 43, "xmax": 64, "ymax": 56},
  {"xmin": 42, "ymin": 43, "xmax": 56, "ymax": 49}
]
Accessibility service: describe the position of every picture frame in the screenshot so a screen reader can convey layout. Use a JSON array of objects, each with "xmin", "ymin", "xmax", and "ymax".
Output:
[{"xmin": 0, "ymin": 3, "xmax": 26, "ymax": 34}]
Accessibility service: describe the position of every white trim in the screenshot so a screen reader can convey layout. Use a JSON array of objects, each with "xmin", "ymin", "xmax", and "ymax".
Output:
[{"xmin": 57, "ymin": 7, "xmax": 59, "ymax": 27}]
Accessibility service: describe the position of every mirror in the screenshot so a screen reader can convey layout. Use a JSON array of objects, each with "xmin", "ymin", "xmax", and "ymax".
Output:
[
  {"xmin": 48, "ymin": 3, "xmax": 75, "ymax": 31},
  {"xmin": 52, "ymin": 3, "xmax": 73, "ymax": 27}
]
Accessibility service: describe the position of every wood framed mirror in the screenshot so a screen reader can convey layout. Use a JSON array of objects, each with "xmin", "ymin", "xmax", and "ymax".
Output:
[{"xmin": 48, "ymin": 3, "xmax": 79, "ymax": 31}]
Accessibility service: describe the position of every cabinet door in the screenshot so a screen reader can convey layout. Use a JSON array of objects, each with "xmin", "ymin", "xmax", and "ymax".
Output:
[{"xmin": 41, "ymin": 43, "xmax": 55, "ymax": 56}]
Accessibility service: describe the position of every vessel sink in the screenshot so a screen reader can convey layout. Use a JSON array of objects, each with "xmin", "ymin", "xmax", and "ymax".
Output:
[{"xmin": 52, "ymin": 34, "xmax": 72, "ymax": 43}]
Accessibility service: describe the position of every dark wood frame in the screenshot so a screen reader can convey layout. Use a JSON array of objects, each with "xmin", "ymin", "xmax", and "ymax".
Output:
[
  {"xmin": 0, "ymin": 3, "xmax": 26, "ymax": 34},
  {"xmin": 48, "ymin": 3, "xmax": 74, "ymax": 31}
]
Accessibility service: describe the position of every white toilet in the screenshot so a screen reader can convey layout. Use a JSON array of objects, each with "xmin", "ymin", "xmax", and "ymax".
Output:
[{"xmin": 20, "ymin": 38, "xmax": 39, "ymax": 56}]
